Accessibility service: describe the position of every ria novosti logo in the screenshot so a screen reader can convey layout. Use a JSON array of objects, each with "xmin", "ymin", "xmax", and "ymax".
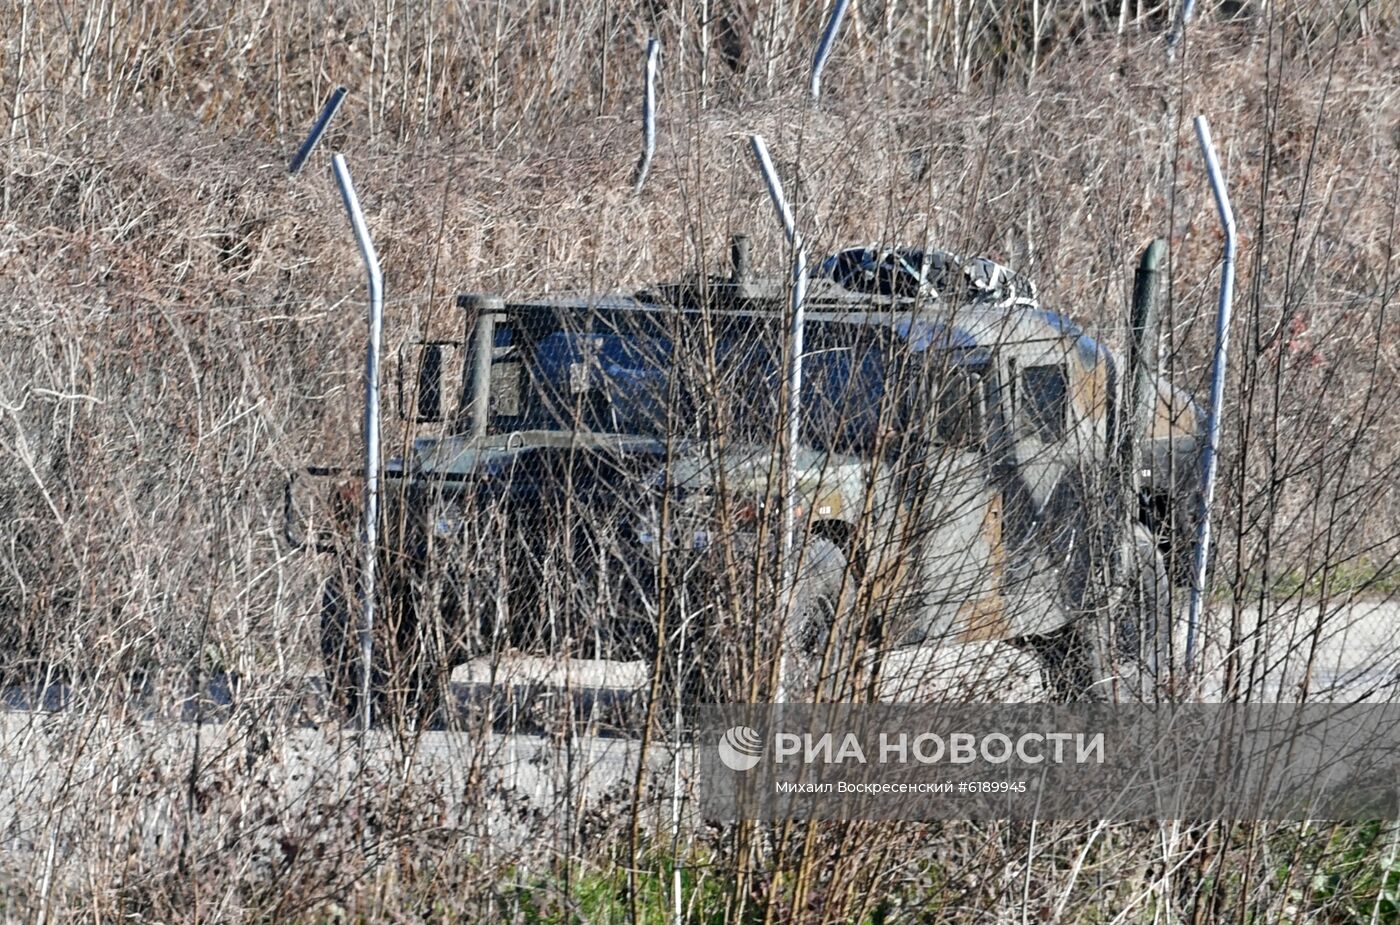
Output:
[{"xmin": 717, "ymin": 725, "xmax": 764, "ymax": 771}]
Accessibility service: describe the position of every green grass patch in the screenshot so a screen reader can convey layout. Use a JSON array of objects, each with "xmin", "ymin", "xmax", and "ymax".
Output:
[{"xmin": 507, "ymin": 854, "xmax": 734, "ymax": 925}]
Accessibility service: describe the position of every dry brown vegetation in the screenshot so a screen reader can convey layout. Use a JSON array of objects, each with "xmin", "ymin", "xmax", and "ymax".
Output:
[{"xmin": 2, "ymin": 0, "xmax": 1400, "ymax": 922}]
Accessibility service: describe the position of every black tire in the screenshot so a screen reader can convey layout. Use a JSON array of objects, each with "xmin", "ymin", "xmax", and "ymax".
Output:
[
  {"xmin": 649, "ymin": 536, "xmax": 859, "ymax": 723},
  {"xmin": 648, "ymin": 566, "xmax": 728, "ymax": 724},
  {"xmin": 780, "ymin": 537, "xmax": 860, "ymax": 702},
  {"xmin": 319, "ymin": 569, "xmax": 446, "ymax": 727},
  {"xmin": 1038, "ymin": 524, "xmax": 1171, "ymax": 702},
  {"xmin": 319, "ymin": 575, "xmax": 363, "ymax": 720}
]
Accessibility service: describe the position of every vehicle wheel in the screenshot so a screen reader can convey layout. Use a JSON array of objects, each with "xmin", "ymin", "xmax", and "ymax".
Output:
[
  {"xmin": 319, "ymin": 574, "xmax": 363, "ymax": 720},
  {"xmin": 319, "ymin": 570, "xmax": 445, "ymax": 727},
  {"xmin": 648, "ymin": 573, "xmax": 724, "ymax": 729},
  {"xmin": 780, "ymin": 537, "xmax": 860, "ymax": 702},
  {"xmin": 1037, "ymin": 524, "xmax": 1171, "ymax": 702},
  {"xmin": 648, "ymin": 536, "xmax": 859, "ymax": 725}
]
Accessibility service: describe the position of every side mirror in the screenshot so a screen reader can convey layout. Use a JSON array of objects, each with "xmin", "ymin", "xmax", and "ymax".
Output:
[
  {"xmin": 399, "ymin": 341, "xmax": 462, "ymax": 423},
  {"xmin": 417, "ymin": 343, "xmax": 445, "ymax": 421}
]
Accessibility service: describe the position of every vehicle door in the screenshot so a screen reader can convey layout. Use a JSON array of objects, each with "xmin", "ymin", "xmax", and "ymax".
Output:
[
  {"xmin": 864, "ymin": 341, "xmax": 1006, "ymax": 646},
  {"xmin": 996, "ymin": 337, "xmax": 1101, "ymax": 634}
]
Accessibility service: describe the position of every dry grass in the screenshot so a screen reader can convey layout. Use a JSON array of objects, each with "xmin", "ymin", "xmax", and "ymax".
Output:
[{"xmin": 2, "ymin": 1, "xmax": 1400, "ymax": 922}]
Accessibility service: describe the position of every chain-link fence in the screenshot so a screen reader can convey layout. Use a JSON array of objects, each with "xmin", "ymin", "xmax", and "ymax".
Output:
[{"xmin": 294, "ymin": 246, "xmax": 1196, "ymax": 735}]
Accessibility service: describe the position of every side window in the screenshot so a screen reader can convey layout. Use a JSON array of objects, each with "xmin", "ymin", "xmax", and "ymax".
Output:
[
  {"xmin": 888, "ymin": 352, "xmax": 987, "ymax": 452},
  {"xmin": 489, "ymin": 325, "xmax": 522, "ymax": 418},
  {"xmin": 802, "ymin": 336, "xmax": 891, "ymax": 454},
  {"xmin": 719, "ymin": 335, "xmax": 783, "ymax": 443},
  {"xmin": 1019, "ymin": 364, "xmax": 1068, "ymax": 442},
  {"xmin": 934, "ymin": 363, "xmax": 986, "ymax": 447}
]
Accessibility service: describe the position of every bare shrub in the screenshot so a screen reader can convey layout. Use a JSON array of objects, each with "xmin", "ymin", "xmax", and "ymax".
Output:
[{"xmin": 1, "ymin": 2, "xmax": 1399, "ymax": 922}]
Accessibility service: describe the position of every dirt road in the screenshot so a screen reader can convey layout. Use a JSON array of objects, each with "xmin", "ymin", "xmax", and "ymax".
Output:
[{"xmin": 0, "ymin": 597, "xmax": 1394, "ymax": 872}]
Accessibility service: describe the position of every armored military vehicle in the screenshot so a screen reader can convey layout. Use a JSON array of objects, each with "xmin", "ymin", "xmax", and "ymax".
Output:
[{"xmin": 294, "ymin": 240, "xmax": 1202, "ymax": 720}]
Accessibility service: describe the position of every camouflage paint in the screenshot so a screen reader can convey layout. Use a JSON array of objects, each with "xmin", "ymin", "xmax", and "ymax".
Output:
[
  {"xmin": 953, "ymin": 491, "xmax": 1010, "ymax": 642},
  {"xmin": 390, "ymin": 291, "xmax": 1199, "ymax": 654}
]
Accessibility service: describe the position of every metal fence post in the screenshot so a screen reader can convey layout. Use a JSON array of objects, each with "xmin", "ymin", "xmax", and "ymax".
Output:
[
  {"xmin": 1168, "ymin": 0, "xmax": 1198, "ymax": 51},
  {"xmin": 748, "ymin": 134, "xmax": 807, "ymax": 704},
  {"xmin": 1186, "ymin": 116, "xmax": 1236, "ymax": 677},
  {"xmin": 633, "ymin": 39, "xmax": 661, "ymax": 194},
  {"xmin": 290, "ymin": 86, "xmax": 348, "ymax": 175},
  {"xmin": 331, "ymin": 153, "xmax": 384, "ymax": 731},
  {"xmin": 810, "ymin": 0, "xmax": 850, "ymax": 103}
]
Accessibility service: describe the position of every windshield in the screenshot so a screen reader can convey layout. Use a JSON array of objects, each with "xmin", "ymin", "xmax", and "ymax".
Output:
[
  {"xmin": 478, "ymin": 310, "xmax": 989, "ymax": 454},
  {"xmin": 481, "ymin": 325, "xmax": 677, "ymax": 437}
]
